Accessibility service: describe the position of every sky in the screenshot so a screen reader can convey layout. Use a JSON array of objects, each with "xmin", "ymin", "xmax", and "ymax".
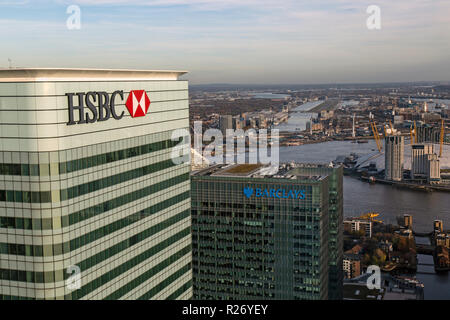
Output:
[{"xmin": 0, "ymin": 0, "xmax": 449, "ymax": 84}]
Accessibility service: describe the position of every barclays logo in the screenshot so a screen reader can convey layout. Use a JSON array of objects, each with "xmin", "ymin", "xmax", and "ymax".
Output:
[
  {"xmin": 243, "ymin": 187, "xmax": 306, "ymax": 200},
  {"xmin": 243, "ymin": 187, "xmax": 254, "ymax": 198}
]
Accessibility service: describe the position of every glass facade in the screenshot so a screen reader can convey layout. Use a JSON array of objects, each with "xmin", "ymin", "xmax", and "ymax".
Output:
[
  {"xmin": 0, "ymin": 74, "xmax": 192, "ymax": 300},
  {"xmin": 288, "ymin": 165, "xmax": 343, "ymax": 300},
  {"xmin": 191, "ymin": 164, "xmax": 342, "ymax": 300}
]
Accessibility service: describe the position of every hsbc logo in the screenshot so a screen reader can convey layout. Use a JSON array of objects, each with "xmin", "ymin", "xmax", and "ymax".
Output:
[
  {"xmin": 125, "ymin": 90, "xmax": 150, "ymax": 118},
  {"xmin": 66, "ymin": 90, "xmax": 151, "ymax": 125}
]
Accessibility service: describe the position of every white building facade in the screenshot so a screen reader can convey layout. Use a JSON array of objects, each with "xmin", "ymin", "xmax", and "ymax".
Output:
[{"xmin": 0, "ymin": 69, "xmax": 192, "ymax": 300}]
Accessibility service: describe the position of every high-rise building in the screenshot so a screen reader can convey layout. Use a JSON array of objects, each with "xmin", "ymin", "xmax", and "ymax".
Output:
[
  {"xmin": 411, "ymin": 143, "xmax": 440, "ymax": 183},
  {"xmin": 287, "ymin": 164, "xmax": 343, "ymax": 300},
  {"xmin": 385, "ymin": 135, "xmax": 404, "ymax": 181},
  {"xmin": 0, "ymin": 68, "xmax": 192, "ymax": 300},
  {"xmin": 411, "ymin": 144, "xmax": 434, "ymax": 179},
  {"xmin": 191, "ymin": 163, "xmax": 343, "ymax": 300},
  {"xmin": 219, "ymin": 115, "xmax": 233, "ymax": 136},
  {"xmin": 425, "ymin": 154, "xmax": 440, "ymax": 184}
]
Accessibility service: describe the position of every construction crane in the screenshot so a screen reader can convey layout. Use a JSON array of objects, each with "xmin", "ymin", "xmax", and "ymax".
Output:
[
  {"xmin": 370, "ymin": 120, "xmax": 383, "ymax": 153},
  {"xmin": 359, "ymin": 212, "xmax": 383, "ymax": 224},
  {"xmin": 440, "ymin": 119, "xmax": 445, "ymax": 158}
]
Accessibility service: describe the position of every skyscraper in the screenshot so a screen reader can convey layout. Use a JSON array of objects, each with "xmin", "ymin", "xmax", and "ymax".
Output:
[
  {"xmin": 385, "ymin": 135, "xmax": 404, "ymax": 181},
  {"xmin": 288, "ymin": 164, "xmax": 343, "ymax": 300},
  {"xmin": 219, "ymin": 115, "xmax": 233, "ymax": 136},
  {"xmin": 0, "ymin": 68, "xmax": 192, "ymax": 300},
  {"xmin": 411, "ymin": 144, "xmax": 434, "ymax": 179},
  {"xmin": 191, "ymin": 163, "xmax": 343, "ymax": 300}
]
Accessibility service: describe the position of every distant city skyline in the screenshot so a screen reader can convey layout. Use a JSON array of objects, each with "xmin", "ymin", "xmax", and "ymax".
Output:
[{"xmin": 1, "ymin": 0, "xmax": 449, "ymax": 84}]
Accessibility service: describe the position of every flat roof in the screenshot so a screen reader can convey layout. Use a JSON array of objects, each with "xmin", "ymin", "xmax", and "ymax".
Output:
[
  {"xmin": 192, "ymin": 163, "xmax": 336, "ymax": 181},
  {"xmin": 216, "ymin": 164, "xmax": 264, "ymax": 176},
  {"xmin": 0, "ymin": 68, "xmax": 187, "ymax": 82}
]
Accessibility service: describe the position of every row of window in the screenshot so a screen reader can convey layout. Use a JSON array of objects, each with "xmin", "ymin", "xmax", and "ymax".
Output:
[
  {"xmin": 0, "ymin": 192, "xmax": 190, "ymax": 257},
  {"xmin": 0, "ymin": 172, "xmax": 189, "ymax": 230},
  {"xmin": 0, "ymin": 227, "xmax": 191, "ymax": 300},
  {"xmin": 165, "ymin": 279, "xmax": 192, "ymax": 300},
  {"xmin": 0, "ymin": 158, "xmax": 181, "ymax": 203},
  {"xmin": 104, "ymin": 246, "xmax": 191, "ymax": 300},
  {"xmin": 0, "ymin": 137, "xmax": 183, "ymax": 177},
  {"xmin": 0, "ymin": 213, "xmax": 190, "ymax": 287},
  {"xmin": 137, "ymin": 263, "xmax": 192, "ymax": 300},
  {"xmin": 72, "ymin": 227, "xmax": 191, "ymax": 300}
]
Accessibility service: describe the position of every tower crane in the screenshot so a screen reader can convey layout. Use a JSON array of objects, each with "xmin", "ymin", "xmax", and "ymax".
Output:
[{"xmin": 370, "ymin": 119, "xmax": 383, "ymax": 153}]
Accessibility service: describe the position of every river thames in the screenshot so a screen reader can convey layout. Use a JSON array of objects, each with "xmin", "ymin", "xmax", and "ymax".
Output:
[
  {"xmin": 279, "ymin": 140, "xmax": 450, "ymax": 232},
  {"xmin": 279, "ymin": 140, "xmax": 450, "ymax": 299}
]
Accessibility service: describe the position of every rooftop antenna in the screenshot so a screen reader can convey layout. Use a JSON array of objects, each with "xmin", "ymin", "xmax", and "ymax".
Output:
[{"xmin": 8, "ymin": 58, "xmax": 12, "ymax": 69}]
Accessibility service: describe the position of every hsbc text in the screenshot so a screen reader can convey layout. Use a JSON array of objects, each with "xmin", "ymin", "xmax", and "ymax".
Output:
[{"xmin": 66, "ymin": 90, "xmax": 125, "ymax": 125}]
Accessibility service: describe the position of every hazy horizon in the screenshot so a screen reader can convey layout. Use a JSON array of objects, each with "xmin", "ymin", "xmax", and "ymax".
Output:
[{"xmin": 1, "ymin": 0, "xmax": 449, "ymax": 85}]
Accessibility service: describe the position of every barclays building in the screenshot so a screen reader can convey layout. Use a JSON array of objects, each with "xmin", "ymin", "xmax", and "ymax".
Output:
[
  {"xmin": 0, "ymin": 69, "xmax": 192, "ymax": 300},
  {"xmin": 191, "ymin": 163, "xmax": 343, "ymax": 300}
]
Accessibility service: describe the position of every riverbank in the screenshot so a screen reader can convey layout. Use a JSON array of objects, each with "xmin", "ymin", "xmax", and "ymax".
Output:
[{"xmin": 358, "ymin": 175, "xmax": 450, "ymax": 193}]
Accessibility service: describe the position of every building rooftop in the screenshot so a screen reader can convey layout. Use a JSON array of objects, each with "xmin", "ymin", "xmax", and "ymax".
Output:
[
  {"xmin": 0, "ymin": 68, "xmax": 187, "ymax": 82},
  {"xmin": 192, "ymin": 163, "xmax": 339, "ymax": 181}
]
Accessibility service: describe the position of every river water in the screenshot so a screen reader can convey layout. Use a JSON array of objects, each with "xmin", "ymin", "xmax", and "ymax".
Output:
[
  {"xmin": 279, "ymin": 141, "xmax": 450, "ymax": 299},
  {"xmin": 279, "ymin": 141, "xmax": 450, "ymax": 232}
]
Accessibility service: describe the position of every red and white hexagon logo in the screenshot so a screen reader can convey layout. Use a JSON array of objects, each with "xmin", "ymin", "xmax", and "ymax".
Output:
[{"xmin": 125, "ymin": 90, "xmax": 151, "ymax": 118}]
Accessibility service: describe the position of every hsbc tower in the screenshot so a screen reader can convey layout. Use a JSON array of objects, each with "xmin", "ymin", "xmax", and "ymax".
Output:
[{"xmin": 0, "ymin": 69, "xmax": 192, "ymax": 300}]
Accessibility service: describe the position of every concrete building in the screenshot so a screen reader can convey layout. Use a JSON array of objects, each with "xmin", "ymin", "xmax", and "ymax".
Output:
[
  {"xmin": 191, "ymin": 163, "xmax": 343, "ymax": 300},
  {"xmin": 343, "ymin": 254, "xmax": 361, "ymax": 279},
  {"xmin": 425, "ymin": 154, "xmax": 440, "ymax": 184},
  {"xmin": 436, "ymin": 234, "xmax": 450, "ymax": 249},
  {"xmin": 385, "ymin": 135, "xmax": 404, "ymax": 181},
  {"xmin": 0, "ymin": 68, "xmax": 192, "ymax": 300},
  {"xmin": 434, "ymin": 220, "xmax": 444, "ymax": 233},
  {"xmin": 232, "ymin": 117, "xmax": 246, "ymax": 130},
  {"xmin": 344, "ymin": 219, "xmax": 372, "ymax": 238},
  {"xmin": 404, "ymin": 214, "xmax": 413, "ymax": 230},
  {"xmin": 416, "ymin": 125, "xmax": 441, "ymax": 144},
  {"xmin": 410, "ymin": 143, "xmax": 440, "ymax": 183},
  {"xmin": 411, "ymin": 144, "xmax": 434, "ymax": 179}
]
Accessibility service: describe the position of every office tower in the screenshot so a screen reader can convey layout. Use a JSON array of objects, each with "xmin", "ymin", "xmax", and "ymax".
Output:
[
  {"xmin": 0, "ymin": 68, "xmax": 192, "ymax": 300},
  {"xmin": 289, "ymin": 164, "xmax": 343, "ymax": 300},
  {"xmin": 219, "ymin": 115, "xmax": 233, "ymax": 136},
  {"xmin": 191, "ymin": 163, "xmax": 343, "ymax": 300},
  {"xmin": 385, "ymin": 135, "xmax": 404, "ymax": 181},
  {"xmin": 411, "ymin": 144, "xmax": 434, "ymax": 179}
]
